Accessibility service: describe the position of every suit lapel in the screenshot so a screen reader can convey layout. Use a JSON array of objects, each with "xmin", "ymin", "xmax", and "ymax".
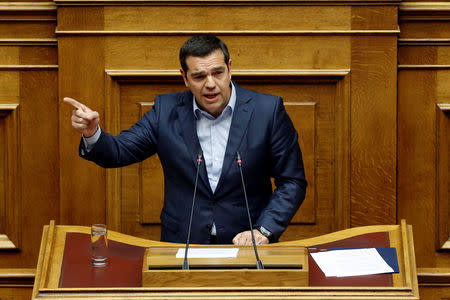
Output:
[
  {"xmin": 215, "ymin": 85, "xmax": 254, "ymax": 194},
  {"xmin": 177, "ymin": 92, "xmax": 212, "ymax": 194}
]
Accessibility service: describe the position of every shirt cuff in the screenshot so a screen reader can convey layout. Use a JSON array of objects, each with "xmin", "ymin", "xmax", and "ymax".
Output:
[{"xmin": 82, "ymin": 126, "xmax": 101, "ymax": 152}]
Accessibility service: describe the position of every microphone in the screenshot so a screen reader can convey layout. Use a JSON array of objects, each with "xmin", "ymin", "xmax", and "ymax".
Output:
[
  {"xmin": 182, "ymin": 152, "xmax": 203, "ymax": 270},
  {"xmin": 236, "ymin": 151, "xmax": 264, "ymax": 270}
]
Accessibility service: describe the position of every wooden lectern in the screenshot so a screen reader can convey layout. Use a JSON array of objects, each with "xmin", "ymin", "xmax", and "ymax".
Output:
[
  {"xmin": 32, "ymin": 220, "xmax": 419, "ymax": 299},
  {"xmin": 142, "ymin": 244, "xmax": 308, "ymax": 287}
]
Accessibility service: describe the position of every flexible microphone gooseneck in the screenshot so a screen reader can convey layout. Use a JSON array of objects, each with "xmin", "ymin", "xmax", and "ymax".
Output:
[
  {"xmin": 236, "ymin": 151, "xmax": 264, "ymax": 270},
  {"xmin": 182, "ymin": 152, "xmax": 203, "ymax": 270}
]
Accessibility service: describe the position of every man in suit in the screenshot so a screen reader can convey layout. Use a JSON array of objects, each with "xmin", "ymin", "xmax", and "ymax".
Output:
[{"xmin": 64, "ymin": 35, "xmax": 307, "ymax": 245}]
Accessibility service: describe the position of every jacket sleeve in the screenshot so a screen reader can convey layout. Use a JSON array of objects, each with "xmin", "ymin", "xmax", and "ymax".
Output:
[
  {"xmin": 255, "ymin": 97, "xmax": 307, "ymax": 241},
  {"xmin": 79, "ymin": 96, "xmax": 161, "ymax": 168}
]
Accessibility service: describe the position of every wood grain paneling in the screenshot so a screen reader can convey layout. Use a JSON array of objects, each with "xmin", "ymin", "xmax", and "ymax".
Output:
[
  {"xmin": 0, "ymin": 1, "xmax": 58, "ymax": 271},
  {"xmin": 436, "ymin": 104, "xmax": 450, "ymax": 250},
  {"xmin": 104, "ymin": 70, "xmax": 350, "ymax": 241},
  {"xmin": 102, "ymin": 6, "xmax": 352, "ymax": 31},
  {"xmin": 398, "ymin": 4, "xmax": 450, "ymax": 295},
  {"xmin": 0, "ymin": 104, "xmax": 20, "ymax": 250},
  {"xmin": 0, "ymin": 268, "xmax": 34, "ymax": 300},
  {"xmin": 59, "ymin": 36, "xmax": 106, "ymax": 227},
  {"xmin": 350, "ymin": 35, "xmax": 397, "ymax": 227},
  {"xmin": 0, "ymin": 1, "xmax": 446, "ymax": 299},
  {"xmin": 139, "ymin": 102, "xmax": 163, "ymax": 225}
]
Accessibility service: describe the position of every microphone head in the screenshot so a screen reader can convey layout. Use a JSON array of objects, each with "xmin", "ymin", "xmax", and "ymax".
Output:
[
  {"xmin": 197, "ymin": 152, "xmax": 203, "ymax": 163},
  {"xmin": 236, "ymin": 151, "xmax": 241, "ymax": 161}
]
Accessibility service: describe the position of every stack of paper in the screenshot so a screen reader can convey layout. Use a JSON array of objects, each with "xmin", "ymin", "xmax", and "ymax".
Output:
[
  {"xmin": 310, "ymin": 248, "xmax": 394, "ymax": 277},
  {"xmin": 176, "ymin": 248, "xmax": 239, "ymax": 258}
]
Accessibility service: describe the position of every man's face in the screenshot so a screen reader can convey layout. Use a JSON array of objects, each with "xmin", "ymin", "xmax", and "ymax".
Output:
[{"xmin": 181, "ymin": 50, "xmax": 232, "ymax": 118}]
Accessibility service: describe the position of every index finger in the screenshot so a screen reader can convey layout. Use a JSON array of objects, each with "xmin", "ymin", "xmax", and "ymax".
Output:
[{"xmin": 63, "ymin": 97, "xmax": 84, "ymax": 110}]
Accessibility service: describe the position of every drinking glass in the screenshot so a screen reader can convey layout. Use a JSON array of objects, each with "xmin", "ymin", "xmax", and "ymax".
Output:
[{"xmin": 91, "ymin": 224, "xmax": 108, "ymax": 267}]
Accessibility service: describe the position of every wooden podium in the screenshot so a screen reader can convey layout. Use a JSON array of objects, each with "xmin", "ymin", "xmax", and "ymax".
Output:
[
  {"xmin": 32, "ymin": 220, "xmax": 419, "ymax": 299},
  {"xmin": 142, "ymin": 244, "xmax": 308, "ymax": 287}
]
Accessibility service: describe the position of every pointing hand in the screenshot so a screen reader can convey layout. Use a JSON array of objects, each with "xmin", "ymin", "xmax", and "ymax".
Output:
[{"xmin": 63, "ymin": 97, "xmax": 100, "ymax": 138}]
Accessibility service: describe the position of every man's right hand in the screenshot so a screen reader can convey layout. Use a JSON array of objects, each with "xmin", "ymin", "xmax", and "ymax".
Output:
[{"xmin": 63, "ymin": 97, "xmax": 100, "ymax": 138}]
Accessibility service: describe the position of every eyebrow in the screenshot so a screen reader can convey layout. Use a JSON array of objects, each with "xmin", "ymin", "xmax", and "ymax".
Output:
[{"xmin": 190, "ymin": 66, "xmax": 226, "ymax": 77}]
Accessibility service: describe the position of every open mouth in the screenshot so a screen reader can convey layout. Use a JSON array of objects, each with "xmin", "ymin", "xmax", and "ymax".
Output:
[{"xmin": 204, "ymin": 93, "xmax": 219, "ymax": 101}]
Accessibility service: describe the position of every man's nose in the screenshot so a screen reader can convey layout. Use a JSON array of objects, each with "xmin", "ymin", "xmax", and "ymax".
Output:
[{"xmin": 205, "ymin": 75, "xmax": 215, "ymax": 89}]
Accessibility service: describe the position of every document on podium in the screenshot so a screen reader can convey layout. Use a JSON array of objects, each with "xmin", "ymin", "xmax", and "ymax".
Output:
[
  {"xmin": 310, "ymin": 248, "xmax": 394, "ymax": 277},
  {"xmin": 176, "ymin": 248, "xmax": 239, "ymax": 258}
]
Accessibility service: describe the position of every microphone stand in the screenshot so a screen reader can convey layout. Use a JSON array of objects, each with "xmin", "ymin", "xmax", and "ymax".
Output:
[
  {"xmin": 182, "ymin": 152, "xmax": 203, "ymax": 270},
  {"xmin": 236, "ymin": 151, "xmax": 264, "ymax": 270}
]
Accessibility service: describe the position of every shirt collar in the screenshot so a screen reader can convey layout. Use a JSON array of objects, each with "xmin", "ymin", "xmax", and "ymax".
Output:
[{"xmin": 193, "ymin": 82, "xmax": 236, "ymax": 120}]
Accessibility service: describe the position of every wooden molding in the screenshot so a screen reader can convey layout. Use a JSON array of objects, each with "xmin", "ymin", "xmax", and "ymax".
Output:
[
  {"xmin": 56, "ymin": 30, "xmax": 400, "ymax": 36},
  {"xmin": 436, "ymin": 103, "xmax": 450, "ymax": 251},
  {"xmin": 0, "ymin": 104, "xmax": 21, "ymax": 250},
  {"xmin": 0, "ymin": 268, "xmax": 35, "ymax": 286},
  {"xmin": 417, "ymin": 268, "xmax": 450, "ymax": 285},
  {"xmin": 0, "ymin": 2, "xmax": 56, "ymax": 11},
  {"xmin": 0, "ymin": 234, "xmax": 16, "ymax": 249},
  {"xmin": 0, "ymin": 2, "xmax": 56, "ymax": 22},
  {"xmin": 106, "ymin": 69, "xmax": 351, "ymax": 78},
  {"xmin": 400, "ymin": 2, "xmax": 450, "ymax": 21},
  {"xmin": 0, "ymin": 39, "xmax": 57, "ymax": 46},
  {"xmin": 398, "ymin": 38, "xmax": 450, "ymax": 46},
  {"xmin": 104, "ymin": 74, "xmax": 122, "ymax": 232},
  {"xmin": 54, "ymin": 0, "xmax": 401, "ymax": 6},
  {"xmin": 0, "ymin": 65, "xmax": 58, "ymax": 70},
  {"xmin": 398, "ymin": 65, "xmax": 450, "ymax": 70}
]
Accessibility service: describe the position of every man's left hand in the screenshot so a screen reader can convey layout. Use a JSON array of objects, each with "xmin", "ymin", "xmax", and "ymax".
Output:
[{"xmin": 232, "ymin": 230, "xmax": 269, "ymax": 245}]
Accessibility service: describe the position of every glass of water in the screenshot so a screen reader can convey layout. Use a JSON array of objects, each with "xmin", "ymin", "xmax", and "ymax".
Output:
[{"xmin": 91, "ymin": 224, "xmax": 108, "ymax": 267}]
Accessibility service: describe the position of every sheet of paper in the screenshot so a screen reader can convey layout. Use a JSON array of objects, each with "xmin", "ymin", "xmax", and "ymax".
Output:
[
  {"xmin": 176, "ymin": 248, "xmax": 239, "ymax": 259},
  {"xmin": 310, "ymin": 248, "xmax": 394, "ymax": 277}
]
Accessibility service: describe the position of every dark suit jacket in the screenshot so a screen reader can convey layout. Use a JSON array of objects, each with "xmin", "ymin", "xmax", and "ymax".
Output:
[{"xmin": 80, "ymin": 82, "xmax": 307, "ymax": 244}]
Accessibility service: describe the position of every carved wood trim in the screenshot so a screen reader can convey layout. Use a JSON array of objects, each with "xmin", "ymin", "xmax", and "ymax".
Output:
[
  {"xmin": 104, "ymin": 69, "xmax": 351, "ymax": 231},
  {"xmin": 398, "ymin": 65, "xmax": 450, "ymax": 70},
  {"xmin": 106, "ymin": 69, "xmax": 351, "ymax": 78},
  {"xmin": 0, "ymin": 104, "xmax": 20, "ymax": 250},
  {"xmin": 0, "ymin": 2, "xmax": 56, "ymax": 23},
  {"xmin": 400, "ymin": 2, "xmax": 450, "ymax": 21},
  {"xmin": 0, "ymin": 65, "xmax": 58, "ymax": 70},
  {"xmin": 417, "ymin": 268, "xmax": 450, "ymax": 285},
  {"xmin": 436, "ymin": 103, "xmax": 450, "ymax": 251},
  {"xmin": 0, "ymin": 39, "xmax": 57, "ymax": 46},
  {"xmin": 0, "ymin": 268, "xmax": 35, "ymax": 286},
  {"xmin": 398, "ymin": 38, "xmax": 450, "ymax": 46},
  {"xmin": 0, "ymin": 2, "xmax": 56, "ymax": 11},
  {"xmin": 104, "ymin": 74, "xmax": 122, "ymax": 232},
  {"xmin": 56, "ymin": 30, "xmax": 400, "ymax": 36},
  {"xmin": 54, "ymin": 0, "xmax": 401, "ymax": 6}
]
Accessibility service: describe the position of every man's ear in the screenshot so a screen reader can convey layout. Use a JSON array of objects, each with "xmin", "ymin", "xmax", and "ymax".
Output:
[
  {"xmin": 180, "ymin": 68, "xmax": 189, "ymax": 87},
  {"xmin": 228, "ymin": 59, "xmax": 232, "ymax": 79}
]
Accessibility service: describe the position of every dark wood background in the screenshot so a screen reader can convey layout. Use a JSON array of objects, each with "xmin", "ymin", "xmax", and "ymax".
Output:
[{"xmin": 0, "ymin": 0, "xmax": 448, "ymax": 299}]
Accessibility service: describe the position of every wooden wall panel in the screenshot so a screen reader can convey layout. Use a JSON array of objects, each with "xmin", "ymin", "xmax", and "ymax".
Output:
[
  {"xmin": 4, "ymin": 1, "xmax": 450, "ymax": 299},
  {"xmin": 399, "ymin": 2, "xmax": 450, "ymax": 298},
  {"xmin": 0, "ymin": 68, "xmax": 58, "ymax": 266},
  {"xmin": 102, "ymin": 6, "xmax": 352, "ymax": 31},
  {"xmin": 0, "ymin": 104, "xmax": 20, "ymax": 250},
  {"xmin": 0, "ymin": 2, "xmax": 58, "ymax": 299},
  {"xmin": 350, "ymin": 35, "xmax": 397, "ymax": 227},
  {"xmin": 436, "ymin": 104, "xmax": 450, "ymax": 251},
  {"xmin": 59, "ymin": 36, "xmax": 107, "ymax": 226},
  {"xmin": 103, "ymin": 71, "xmax": 350, "ymax": 242}
]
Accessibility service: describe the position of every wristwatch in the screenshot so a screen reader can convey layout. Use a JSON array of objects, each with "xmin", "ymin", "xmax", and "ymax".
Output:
[{"xmin": 257, "ymin": 226, "xmax": 273, "ymax": 241}]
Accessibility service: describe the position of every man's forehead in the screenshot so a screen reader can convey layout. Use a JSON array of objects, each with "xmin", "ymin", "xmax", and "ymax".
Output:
[{"xmin": 185, "ymin": 51, "xmax": 227, "ymax": 72}]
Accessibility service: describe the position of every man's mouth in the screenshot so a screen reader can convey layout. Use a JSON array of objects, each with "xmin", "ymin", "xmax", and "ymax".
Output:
[{"xmin": 204, "ymin": 93, "xmax": 219, "ymax": 101}]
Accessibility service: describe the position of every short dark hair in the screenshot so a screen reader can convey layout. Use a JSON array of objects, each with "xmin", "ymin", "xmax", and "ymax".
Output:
[{"xmin": 179, "ymin": 35, "xmax": 230, "ymax": 73}]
